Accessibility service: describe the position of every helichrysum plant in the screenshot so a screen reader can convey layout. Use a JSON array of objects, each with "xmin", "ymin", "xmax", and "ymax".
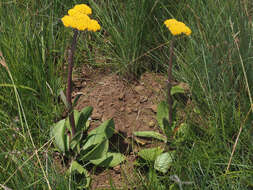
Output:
[
  {"xmin": 164, "ymin": 19, "xmax": 191, "ymax": 127},
  {"xmin": 50, "ymin": 4, "xmax": 125, "ymax": 188},
  {"xmin": 61, "ymin": 4, "xmax": 101, "ymax": 136},
  {"xmin": 133, "ymin": 20, "xmax": 192, "ymax": 175}
]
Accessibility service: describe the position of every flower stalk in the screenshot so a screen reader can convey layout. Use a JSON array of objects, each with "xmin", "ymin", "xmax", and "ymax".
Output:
[
  {"xmin": 167, "ymin": 38, "xmax": 174, "ymax": 126},
  {"xmin": 66, "ymin": 29, "xmax": 79, "ymax": 137},
  {"xmin": 61, "ymin": 4, "xmax": 101, "ymax": 138},
  {"xmin": 164, "ymin": 18, "xmax": 191, "ymax": 127}
]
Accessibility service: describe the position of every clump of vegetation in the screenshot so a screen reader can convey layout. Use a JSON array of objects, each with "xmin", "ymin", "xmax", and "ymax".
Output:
[
  {"xmin": 0, "ymin": 0, "xmax": 252, "ymax": 189},
  {"xmin": 50, "ymin": 4, "xmax": 125, "ymax": 188}
]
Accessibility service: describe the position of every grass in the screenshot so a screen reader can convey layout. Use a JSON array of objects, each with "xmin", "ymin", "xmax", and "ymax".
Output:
[{"xmin": 0, "ymin": 0, "xmax": 253, "ymax": 189}]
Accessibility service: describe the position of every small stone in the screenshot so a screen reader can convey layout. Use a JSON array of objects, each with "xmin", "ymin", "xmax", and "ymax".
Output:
[
  {"xmin": 132, "ymin": 98, "xmax": 138, "ymax": 104},
  {"xmin": 134, "ymin": 85, "xmax": 145, "ymax": 94},
  {"xmin": 98, "ymin": 101, "xmax": 104, "ymax": 107},
  {"xmin": 126, "ymin": 107, "xmax": 132, "ymax": 114},
  {"xmin": 120, "ymin": 107, "xmax": 125, "ymax": 112},
  {"xmin": 118, "ymin": 92, "xmax": 125, "ymax": 100},
  {"xmin": 113, "ymin": 165, "xmax": 121, "ymax": 174},
  {"xmin": 129, "ymin": 106, "xmax": 138, "ymax": 112},
  {"xmin": 140, "ymin": 96, "xmax": 148, "ymax": 103},
  {"xmin": 148, "ymin": 120, "xmax": 156, "ymax": 128},
  {"xmin": 91, "ymin": 112, "xmax": 102, "ymax": 120},
  {"xmin": 153, "ymin": 86, "xmax": 161, "ymax": 93},
  {"xmin": 150, "ymin": 104, "xmax": 157, "ymax": 113}
]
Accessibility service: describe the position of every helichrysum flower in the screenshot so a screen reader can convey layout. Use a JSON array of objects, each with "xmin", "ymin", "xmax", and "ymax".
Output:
[
  {"xmin": 61, "ymin": 4, "xmax": 100, "ymax": 32},
  {"xmin": 164, "ymin": 19, "xmax": 191, "ymax": 36},
  {"xmin": 72, "ymin": 4, "xmax": 92, "ymax": 15}
]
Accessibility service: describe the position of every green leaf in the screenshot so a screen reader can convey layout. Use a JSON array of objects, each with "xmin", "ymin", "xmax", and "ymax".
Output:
[
  {"xmin": 163, "ymin": 118, "xmax": 173, "ymax": 137},
  {"xmin": 73, "ymin": 94, "xmax": 83, "ymax": 107},
  {"xmin": 76, "ymin": 106, "xmax": 93, "ymax": 132},
  {"xmin": 138, "ymin": 147, "xmax": 164, "ymax": 162},
  {"xmin": 171, "ymin": 85, "xmax": 185, "ymax": 95},
  {"xmin": 69, "ymin": 161, "xmax": 88, "ymax": 175},
  {"xmin": 70, "ymin": 130, "xmax": 82, "ymax": 151},
  {"xmin": 50, "ymin": 119, "xmax": 68, "ymax": 153},
  {"xmin": 157, "ymin": 101, "xmax": 169, "ymax": 132},
  {"xmin": 65, "ymin": 110, "xmax": 81, "ymax": 132},
  {"xmin": 89, "ymin": 119, "xmax": 115, "ymax": 138},
  {"xmin": 174, "ymin": 123, "xmax": 189, "ymax": 143},
  {"xmin": 90, "ymin": 152, "xmax": 126, "ymax": 167},
  {"xmin": 68, "ymin": 161, "xmax": 90, "ymax": 189},
  {"xmin": 59, "ymin": 89, "xmax": 68, "ymax": 108},
  {"xmin": 81, "ymin": 140, "xmax": 109, "ymax": 161},
  {"xmin": 82, "ymin": 119, "xmax": 115, "ymax": 150},
  {"xmin": 154, "ymin": 152, "xmax": 174, "ymax": 174},
  {"xmin": 133, "ymin": 131, "xmax": 167, "ymax": 143}
]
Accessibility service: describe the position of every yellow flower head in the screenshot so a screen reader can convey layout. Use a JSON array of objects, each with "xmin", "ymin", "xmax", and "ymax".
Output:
[
  {"xmin": 73, "ymin": 4, "xmax": 92, "ymax": 15},
  {"xmin": 164, "ymin": 19, "xmax": 191, "ymax": 36},
  {"xmin": 87, "ymin": 19, "xmax": 101, "ymax": 32},
  {"xmin": 61, "ymin": 4, "xmax": 100, "ymax": 32}
]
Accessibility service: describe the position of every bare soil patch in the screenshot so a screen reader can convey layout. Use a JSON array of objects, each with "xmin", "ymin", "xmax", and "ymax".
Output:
[{"xmin": 72, "ymin": 65, "xmax": 168, "ymax": 189}]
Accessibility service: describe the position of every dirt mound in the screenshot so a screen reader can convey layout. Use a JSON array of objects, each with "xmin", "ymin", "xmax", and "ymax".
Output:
[{"xmin": 72, "ymin": 66, "xmax": 167, "ymax": 189}]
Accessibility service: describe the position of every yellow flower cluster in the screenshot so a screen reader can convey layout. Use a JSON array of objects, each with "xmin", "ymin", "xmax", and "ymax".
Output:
[
  {"xmin": 61, "ymin": 4, "xmax": 101, "ymax": 32},
  {"xmin": 164, "ymin": 19, "xmax": 191, "ymax": 36}
]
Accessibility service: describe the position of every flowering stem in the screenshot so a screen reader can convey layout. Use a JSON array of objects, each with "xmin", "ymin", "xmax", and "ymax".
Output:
[
  {"xmin": 167, "ymin": 38, "xmax": 174, "ymax": 127},
  {"xmin": 66, "ymin": 29, "xmax": 79, "ymax": 137}
]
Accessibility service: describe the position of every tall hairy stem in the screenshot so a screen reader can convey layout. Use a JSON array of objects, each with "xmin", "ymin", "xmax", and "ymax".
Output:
[
  {"xmin": 167, "ymin": 39, "xmax": 174, "ymax": 126},
  {"xmin": 66, "ymin": 29, "xmax": 79, "ymax": 137}
]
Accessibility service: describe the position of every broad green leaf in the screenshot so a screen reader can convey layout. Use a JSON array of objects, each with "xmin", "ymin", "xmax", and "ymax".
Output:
[
  {"xmin": 138, "ymin": 147, "xmax": 164, "ymax": 162},
  {"xmin": 76, "ymin": 106, "xmax": 93, "ymax": 132},
  {"xmin": 90, "ymin": 152, "xmax": 126, "ymax": 167},
  {"xmin": 70, "ymin": 130, "xmax": 82, "ymax": 150},
  {"xmin": 59, "ymin": 89, "xmax": 68, "ymax": 108},
  {"xmin": 69, "ymin": 161, "xmax": 90, "ymax": 189},
  {"xmin": 154, "ymin": 152, "xmax": 174, "ymax": 174},
  {"xmin": 73, "ymin": 94, "xmax": 83, "ymax": 107},
  {"xmin": 50, "ymin": 119, "xmax": 68, "ymax": 153},
  {"xmin": 157, "ymin": 101, "xmax": 169, "ymax": 132},
  {"xmin": 82, "ymin": 134, "xmax": 104, "ymax": 151},
  {"xmin": 174, "ymin": 123, "xmax": 189, "ymax": 143},
  {"xmin": 65, "ymin": 110, "xmax": 81, "ymax": 132},
  {"xmin": 133, "ymin": 131, "xmax": 167, "ymax": 143},
  {"xmin": 69, "ymin": 161, "xmax": 88, "ymax": 175},
  {"xmin": 81, "ymin": 140, "xmax": 109, "ymax": 161},
  {"xmin": 163, "ymin": 118, "xmax": 173, "ymax": 137},
  {"xmin": 89, "ymin": 119, "xmax": 115, "ymax": 139},
  {"xmin": 82, "ymin": 119, "xmax": 115, "ymax": 150},
  {"xmin": 171, "ymin": 85, "xmax": 185, "ymax": 95}
]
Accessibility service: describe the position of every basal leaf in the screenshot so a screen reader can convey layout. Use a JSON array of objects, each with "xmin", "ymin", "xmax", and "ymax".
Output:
[
  {"xmin": 89, "ymin": 119, "xmax": 115, "ymax": 139},
  {"xmin": 138, "ymin": 147, "xmax": 164, "ymax": 162},
  {"xmin": 69, "ymin": 161, "xmax": 88, "ymax": 175},
  {"xmin": 90, "ymin": 152, "xmax": 126, "ymax": 167},
  {"xmin": 76, "ymin": 106, "xmax": 93, "ymax": 132},
  {"xmin": 69, "ymin": 161, "xmax": 90, "ymax": 189},
  {"xmin": 82, "ymin": 119, "xmax": 115, "ymax": 150},
  {"xmin": 81, "ymin": 140, "xmax": 109, "ymax": 161},
  {"xmin": 50, "ymin": 119, "xmax": 68, "ymax": 153},
  {"xmin": 133, "ymin": 131, "xmax": 167, "ymax": 142},
  {"xmin": 65, "ymin": 110, "xmax": 81, "ymax": 132},
  {"xmin": 157, "ymin": 101, "xmax": 169, "ymax": 132},
  {"xmin": 171, "ymin": 85, "xmax": 185, "ymax": 95},
  {"xmin": 154, "ymin": 152, "xmax": 174, "ymax": 174}
]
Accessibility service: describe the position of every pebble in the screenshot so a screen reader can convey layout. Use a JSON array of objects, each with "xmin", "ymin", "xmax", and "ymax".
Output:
[
  {"xmin": 148, "ymin": 120, "xmax": 156, "ymax": 128},
  {"xmin": 91, "ymin": 112, "xmax": 102, "ymax": 120},
  {"xmin": 134, "ymin": 85, "xmax": 145, "ymax": 94}
]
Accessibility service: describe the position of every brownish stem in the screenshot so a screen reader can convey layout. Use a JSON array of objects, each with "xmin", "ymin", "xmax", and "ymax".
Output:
[
  {"xmin": 66, "ymin": 29, "xmax": 78, "ymax": 137},
  {"xmin": 167, "ymin": 39, "xmax": 174, "ymax": 127}
]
